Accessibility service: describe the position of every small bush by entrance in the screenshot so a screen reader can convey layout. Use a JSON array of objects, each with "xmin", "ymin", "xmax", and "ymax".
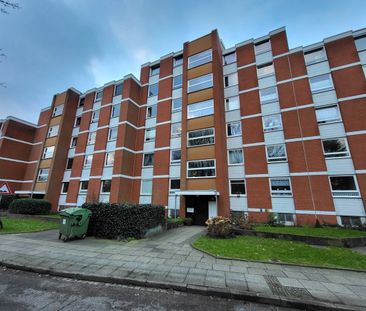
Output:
[
  {"xmin": 82, "ymin": 202, "xmax": 165, "ymax": 240},
  {"xmin": 9, "ymin": 199, "xmax": 51, "ymax": 215}
]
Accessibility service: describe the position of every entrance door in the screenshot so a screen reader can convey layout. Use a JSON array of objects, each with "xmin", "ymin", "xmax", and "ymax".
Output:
[
  {"xmin": 208, "ymin": 201, "xmax": 217, "ymax": 219},
  {"xmin": 185, "ymin": 196, "xmax": 209, "ymax": 225}
]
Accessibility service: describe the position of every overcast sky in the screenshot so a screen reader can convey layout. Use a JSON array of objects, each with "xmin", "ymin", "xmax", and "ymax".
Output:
[{"xmin": 1, "ymin": 0, "xmax": 366, "ymax": 124}]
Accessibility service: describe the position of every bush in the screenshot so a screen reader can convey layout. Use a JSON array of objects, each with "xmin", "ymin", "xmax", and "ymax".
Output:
[
  {"xmin": 206, "ymin": 216, "xmax": 233, "ymax": 238},
  {"xmin": 231, "ymin": 213, "xmax": 254, "ymax": 230},
  {"xmin": 82, "ymin": 202, "xmax": 165, "ymax": 240},
  {"xmin": 0, "ymin": 194, "xmax": 19, "ymax": 209},
  {"xmin": 8, "ymin": 199, "xmax": 52, "ymax": 215},
  {"xmin": 167, "ymin": 217, "xmax": 184, "ymax": 229},
  {"xmin": 183, "ymin": 217, "xmax": 192, "ymax": 226}
]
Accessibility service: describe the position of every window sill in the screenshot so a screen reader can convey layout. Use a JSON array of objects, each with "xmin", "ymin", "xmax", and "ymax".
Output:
[
  {"xmin": 229, "ymin": 194, "xmax": 247, "ymax": 197},
  {"xmin": 223, "ymin": 61, "xmax": 237, "ymax": 66},
  {"xmin": 255, "ymin": 49, "xmax": 272, "ymax": 56},
  {"xmin": 225, "ymin": 108, "xmax": 240, "ymax": 113},
  {"xmin": 186, "ymin": 176, "xmax": 216, "ymax": 179},
  {"xmin": 260, "ymin": 99, "xmax": 279, "ymax": 105},
  {"xmin": 187, "ymin": 85, "xmax": 213, "ymax": 94},
  {"xmin": 264, "ymin": 128, "xmax": 283, "ymax": 133},
  {"xmin": 224, "ymin": 83, "xmax": 239, "ymax": 89},
  {"xmin": 317, "ymin": 120, "xmax": 342, "ymax": 126},
  {"xmin": 305, "ymin": 59, "xmax": 327, "ymax": 66},
  {"xmin": 311, "ymin": 87, "xmax": 334, "ymax": 94},
  {"xmin": 267, "ymin": 160, "xmax": 288, "ymax": 164},
  {"xmin": 324, "ymin": 156, "xmax": 351, "ymax": 160},
  {"xmin": 257, "ymin": 73, "xmax": 275, "ymax": 79},
  {"xmin": 227, "ymin": 134, "xmax": 242, "ymax": 138},
  {"xmin": 228, "ymin": 163, "xmax": 244, "ymax": 166},
  {"xmin": 170, "ymin": 162, "xmax": 181, "ymax": 166}
]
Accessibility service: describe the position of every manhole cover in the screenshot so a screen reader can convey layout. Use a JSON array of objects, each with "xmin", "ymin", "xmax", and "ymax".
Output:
[{"xmin": 264, "ymin": 275, "xmax": 312, "ymax": 299}]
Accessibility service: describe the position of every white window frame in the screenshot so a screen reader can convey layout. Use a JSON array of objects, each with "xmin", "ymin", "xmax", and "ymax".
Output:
[
  {"xmin": 321, "ymin": 138, "xmax": 350, "ymax": 159},
  {"xmin": 84, "ymin": 154, "xmax": 93, "ymax": 168},
  {"xmin": 171, "ymin": 123, "xmax": 182, "ymax": 138},
  {"xmin": 227, "ymin": 121, "xmax": 242, "ymax": 137},
  {"xmin": 188, "ymin": 49, "xmax": 212, "ymax": 69},
  {"xmin": 61, "ymin": 182, "xmax": 69, "ymax": 194},
  {"xmin": 148, "ymin": 83, "xmax": 159, "ymax": 97},
  {"xmin": 266, "ymin": 144, "xmax": 287, "ymax": 162},
  {"xmin": 225, "ymin": 96, "xmax": 240, "ymax": 111},
  {"xmin": 270, "ymin": 178, "xmax": 292, "ymax": 196},
  {"xmin": 304, "ymin": 48, "xmax": 326, "ymax": 65},
  {"xmin": 37, "ymin": 168, "xmax": 49, "ymax": 182},
  {"xmin": 141, "ymin": 179, "xmax": 153, "ymax": 195},
  {"xmin": 187, "ymin": 73, "xmax": 213, "ymax": 93},
  {"xmin": 228, "ymin": 149, "xmax": 244, "ymax": 165},
  {"xmin": 79, "ymin": 181, "xmax": 89, "ymax": 193},
  {"xmin": 259, "ymin": 86, "xmax": 278, "ymax": 104},
  {"xmin": 142, "ymin": 153, "xmax": 154, "ymax": 167},
  {"xmin": 91, "ymin": 110, "xmax": 100, "ymax": 123},
  {"xmin": 52, "ymin": 104, "xmax": 64, "ymax": 117},
  {"xmin": 174, "ymin": 55, "xmax": 183, "ymax": 67},
  {"xmin": 74, "ymin": 116, "xmax": 81, "ymax": 127},
  {"xmin": 329, "ymin": 175, "xmax": 360, "ymax": 197},
  {"xmin": 78, "ymin": 98, "xmax": 85, "ymax": 108},
  {"xmin": 145, "ymin": 127, "xmax": 156, "ymax": 142},
  {"xmin": 95, "ymin": 90, "xmax": 103, "ymax": 102},
  {"xmin": 101, "ymin": 180, "xmax": 112, "ymax": 193},
  {"xmin": 172, "ymin": 97, "xmax": 182, "ymax": 112},
  {"xmin": 111, "ymin": 104, "xmax": 120, "ymax": 119},
  {"xmin": 42, "ymin": 146, "xmax": 55, "ymax": 159},
  {"xmin": 88, "ymin": 132, "xmax": 97, "ymax": 145},
  {"xmin": 169, "ymin": 179, "xmax": 181, "ymax": 193},
  {"xmin": 254, "ymin": 40, "xmax": 271, "ymax": 54},
  {"xmin": 105, "ymin": 152, "xmax": 115, "ymax": 167},
  {"xmin": 108, "ymin": 127, "xmax": 118, "ymax": 141},
  {"xmin": 257, "ymin": 62, "xmax": 275, "ymax": 78},
  {"xmin": 223, "ymin": 52, "xmax": 237, "ymax": 65},
  {"xmin": 146, "ymin": 104, "xmax": 157, "ymax": 119},
  {"xmin": 114, "ymin": 83, "xmax": 123, "ymax": 97},
  {"xmin": 229, "ymin": 179, "xmax": 246, "ymax": 196},
  {"xmin": 187, "ymin": 127, "xmax": 215, "ymax": 147},
  {"xmin": 309, "ymin": 74, "xmax": 334, "ymax": 93},
  {"xmin": 173, "ymin": 74, "xmax": 183, "ymax": 89},
  {"xmin": 315, "ymin": 104, "xmax": 341, "ymax": 124},
  {"xmin": 47, "ymin": 125, "xmax": 59, "ymax": 138},
  {"xmin": 262, "ymin": 113, "xmax": 283, "ymax": 132},
  {"xmin": 170, "ymin": 149, "xmax": 181, "ymax": 164},
  {"xmin": 70, "ymin": 137, "xmax": 78, "ymax": 148},
  {"xmin": 150, "ymin": 66, "xmax": 160, "ymax": 76},
  {"xmin": 187, "ymin": 99, "xmax": 214, "ymax": 119},
  {"xmin": 224, "ymin": 73, "xmax": 238, "ymax": 88},
  {"xmin": 187, "ymin": 159, "xmax": 216, "ymax": 179}
]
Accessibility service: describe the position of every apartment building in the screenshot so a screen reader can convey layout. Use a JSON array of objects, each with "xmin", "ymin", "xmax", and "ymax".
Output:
[{"xmin": 1, "ymin": 27, "xmax": 366, "ymax": 226}]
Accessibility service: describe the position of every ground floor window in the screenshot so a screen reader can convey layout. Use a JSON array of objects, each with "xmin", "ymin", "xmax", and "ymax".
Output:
[
  {"xmin": 230, "ymin": 180, "xmax": 246, "ymax": 195},
  {"xmin": 340, "ymin": 216, "xmax": 362, "ymax": 227},
  {"xmin": 270, "ymin": 178, "xmax": 292, "ymax": 196},
  {"xmin": 276, "ymin": 213, "xmax": 294, "ymax": 223},
  {"xmin": 329, "ymin": 176, "xmax": 359, "ymax": 197}
]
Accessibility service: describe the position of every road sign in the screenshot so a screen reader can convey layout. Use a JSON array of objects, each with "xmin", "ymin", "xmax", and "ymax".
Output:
[{"xmin": 0, "ymin": 182, "xmax": 12, "ymax": 195}]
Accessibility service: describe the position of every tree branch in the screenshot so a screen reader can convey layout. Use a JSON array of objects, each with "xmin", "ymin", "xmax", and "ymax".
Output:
[{"xmin": 0, "ymin": 0, "xmax": 19, "ymax": 14}]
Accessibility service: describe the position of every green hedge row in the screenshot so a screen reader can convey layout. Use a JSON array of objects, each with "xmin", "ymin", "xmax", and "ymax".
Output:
[
  {"xmin": 0, "ymin": 194, "xmax": 19, "ymax": 209},
  {"xmin": 82, "ymin": 202, "xmax": 165, "ymax": 239},
  {"xmin": 9, "ymin": 198, "xmax": 52, "ymax": 215}
]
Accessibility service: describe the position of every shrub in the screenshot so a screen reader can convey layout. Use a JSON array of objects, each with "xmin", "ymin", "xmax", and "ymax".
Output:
[
  {"xmin": 0, "ymin": 194, "xmax": 19, "ymax": 209},
  {"xmin": 82, "ymin": 202, "xmax": 165, "ymax": 239},
  {"xmin": 167, "ymin": 217, "xmax": 184, "ymax": 229},
  {"xmin": 267, "ymin": 212, "xmax": 277, "ymax": 226},
  {"xmin": 9, "ymin": 198, "xmax": 52, "ymax": 215},
  {"xmin": 315, "ymin": 218, "xmax": 323, "ymax": 228},
  {"xmin": 231, "ymin": 213, "xmax": 254, "ymax": 230},
  {"xmin": 206, "ymin": 216, "xmax": 233, "ymax": 238},
  {"xmin": 183, "ymin": 217, "xmax": 192, "ymax": 226}
]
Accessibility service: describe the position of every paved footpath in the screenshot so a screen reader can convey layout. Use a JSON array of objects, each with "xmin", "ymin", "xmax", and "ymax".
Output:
[{"xmin": 0, "ymin": 227, "xmax": 366, "ymax": 310}]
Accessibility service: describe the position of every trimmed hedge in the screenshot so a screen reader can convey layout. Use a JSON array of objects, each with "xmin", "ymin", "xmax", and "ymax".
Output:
[
  {"xmin": 9, "ymin": 199, "xmax": 52, "ymax": 215},
  {"xmin": 82, "ymin": 202, "xmax": 165, "ymax": 240},
  {"xmin": 0, "ymin": 194, "xmax": 19, "ymax": 209},
  {"xmin": 167, "ymin": 217, "xmax": 184, "ymax": 229}
]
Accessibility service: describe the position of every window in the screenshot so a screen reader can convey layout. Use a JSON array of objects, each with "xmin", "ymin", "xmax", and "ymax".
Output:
[
  {"xmin": 150, "ymin": 65, "xmax": 160, "ymax": 76},
  {"xmin": 188, "ymin": 49, "xmax": 212, "ymax": 69},
  {"xmin": 174, "ymin": 55, "xmax": 183, "ymax": 67},
  {"xmin": 304, "ymin": 48, "xmax": 326, "ymax": 65},
  {"xmin": 266, "ymin": 144, "xmax": 287, "ymax": 162},
  {"xmin": 259, "ymin": 87, "xmax": 278, "ymax": 104},
  {"xmin": 187, "ymin": 73, "xmax": 213, "ymax": 93},
  {"xmin": 37, "ymin": 168, "xmax": 49, "ymax": 182},
  {"xmin": 227, "ymin": 121, "xmax": 242, "ymax": 137},
  {"xmin": 355, "ymin": 36, "xmax": 366, "ymax": 51},
  {"xmin": 52, "ymin": 104, "xmax": 63, "ymax": 117},
  {"xmin": 148, "ymin": 83, "xmax": 159, "ymax": 97},
  {"xmin": 62, "ymin": 182, "xmax": 69, "ymax": 193},
  {"xmin": 171, "ymin": 149, "xmax": 181, "ymax": 164},
  {"xmin": 141, "ymin": 180, "xmax": 152, "ymax": 194},
  {"xmin": 173, "ymin": 75, "xmax": 183, "ymax": 89},
  {"xmin": 322, "ymin": 138, "xmax": 349, "ymax": 158},
  {"xmin": 309, "ymin": 74, "xmax": 333, "ymax": 93},
  {"xmin": 223, "ymin": 52, "xmax": 236, "ymax": 65},
  {"xmin": 146, "ymin": 104, "xmax": 157, "ymax": 118},
  {"xmin": 171, "ymin": 123, "xmax": 182, "ymax": 137},
  {"xmin": 170, "ymin": 179, "xmax": 180, "ymax": 191},
  {"xmin": 315, "ymin": 105, "xmax": 340, "ymax": 124},
  {"xmin": 276, "ymin": 213, "xmax": 294, "ymax": 224},
  {"xmin": 143, "ymin": 153, "xmax": 154, "ymax": 167},
  {"xmin": 108, "ymin": 127, "xmax": 118, "ymax": 141},
  {"xmin": 75, "ymin": 116, "xmax": 81, "ymax": 127},
  {"xmin": 80, "ymin": 181, "xmax": 88, "ymax": 192},
  {"xmin": 341, "ymin": 216, "xmax": 362, "ymax": 227},
  {"xmin": 187, "ymin": 99, "xmax": 214, "ymax": 119},
  {"xmin": 172, "ymin": 98, "xmax": 182, "ymax": 111},
  {"xmin": 224, "ymin": 73, "xmax": 238, "ymax": 87},
  {"xmin": 270, "ymin": 178, "xmax": 292, "ymax": 196},
  {"xmin": 84, "ymin": 154, "xmax": 93, "ymax": 167},
  {"xmin": 70, "ymin": 137, "xmax": 78, "ymax": 148},
  {"xmin": 91, "ymin": 110, "xmax": 100, "ymax": 123},
  {"xmin": 225, "ymin": 96, "xmax": 240, "ymax": 111},
  {"xmin": 263, "ymin": 114, "xmax": 282, "ymax": 132},
  {"xmin": 78, "ymin": 98, "xmax": 85, "ymax": 108},
  {"xmin": 145, "ymin": 127, "xmax": 156, "ymax": 142},
  {"xmin": 188, "ymin": 128, "xmax": 214, "ymax": 147},
  {"xmin": 255, "ymin": 40, "xmax": 271, "ymax": 54},
  {"xmin": 329, "ymin": 176, "xmax": 359, "ymax": 197},
  {"xmin": 257, "ymin": 63, "xmax": 274, "ymax": 78},
  {"xmin": 95, "ymin": 90, "xmax": 103, "ymax": 102},
  {"xmin": 111, "ymin": 104, "xmax": 120, "ymax": 118},
  {"xmin": 42, "ymin": 146, "xmax": 55, "ymax": 159},
  {"xmin": 47, "ymin": 125, "xmax": 59, "ymax": 138},
  {"xmin": 105, "ymin": 152, "xmax": 115, "ymax": 166},
  {"xmin": 228, "ymin": 149, "xmax": 244, "ymax": 165},
  {"xmin": 230, "ymin": 180, "xmax": 246, "ymax": 195},
  {"xmin": 88, "ymin": 132, "xmax": 97, "ymax": 145},
  {"xmin": 187, "ymin": 159, "xmax": 215, "ymax": 178},
  {"xmin": 114, "ymin": 83, "xmax": 123, "ymax": 96},
  {"xmin": 101, "ymin": 180, "xmax": 111, "ymax": 193},
  {"xmin": 66, "ymin": 158, "xmax": 73, "ymax": 170}
]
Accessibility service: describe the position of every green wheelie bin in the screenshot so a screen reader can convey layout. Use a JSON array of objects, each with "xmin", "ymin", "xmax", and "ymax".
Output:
[{"xmin": 58, "ymin": 208, "xmax": 92, "ymax": 242}]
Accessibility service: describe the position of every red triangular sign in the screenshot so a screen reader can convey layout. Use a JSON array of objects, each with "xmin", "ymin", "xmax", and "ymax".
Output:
[{"xmin": 0, "ymin": 183, "xmax": 11, "ymax": 195}]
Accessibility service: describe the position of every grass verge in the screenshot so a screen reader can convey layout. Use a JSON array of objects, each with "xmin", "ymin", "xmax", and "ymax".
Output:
[
  {"xmin": 0, "ymin": 217, "xmax": 58, "ymax": 234},
  {"xmin": 255, "ymin": 224, "xmax": 366, "ymax": 238},
  {"xmin": 193, "ymin": 235, "xmax": 366, "ymax": 270}
]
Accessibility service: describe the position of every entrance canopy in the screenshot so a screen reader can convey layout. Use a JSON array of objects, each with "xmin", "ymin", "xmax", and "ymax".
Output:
[{"xmin": 173, "ymin": 190, "xmax": 219, "ymax": 196}]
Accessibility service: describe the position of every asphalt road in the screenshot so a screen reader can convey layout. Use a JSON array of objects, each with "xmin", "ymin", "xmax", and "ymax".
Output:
[{"xmin": 0, "ymin": 267, "xmax": 299, "ymax": 311}]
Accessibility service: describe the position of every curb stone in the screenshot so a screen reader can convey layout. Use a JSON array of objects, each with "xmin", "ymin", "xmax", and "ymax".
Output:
[{"xmin": 0, "ymin": 260, "xmax": 362, "ymax": 311}]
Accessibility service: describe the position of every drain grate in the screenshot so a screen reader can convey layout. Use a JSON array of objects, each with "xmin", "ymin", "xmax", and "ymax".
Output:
[{"xmin": 264, "ymin": 275, "xmax": 312, "ymax": 299}]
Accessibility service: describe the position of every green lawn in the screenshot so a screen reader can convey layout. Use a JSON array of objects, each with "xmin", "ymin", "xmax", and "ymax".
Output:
[
  {"xmin": 0, "ymin": 217, "xmax": 58, "ymax": 234},
  {"xmin": 38, "ymin": 214, "xmax": 60, "ymax": 219},
  {"xmin": 193, "ymin": 235, "xmax": 366, "ymax": 270},
  {"xmin": 255, "ymin": 224, "xmax": 366, "ymax": 238}
]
